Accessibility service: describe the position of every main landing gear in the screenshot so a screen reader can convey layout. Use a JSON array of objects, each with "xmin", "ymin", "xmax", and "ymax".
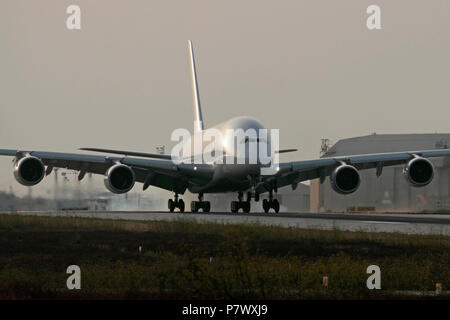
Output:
[
  {"xmin": 168, "ymin": 193, "xmax": 185, "ymax": 213},
  {"xmin": 262, "ymin": 190, "xmax": 280, "ymax": 213},
  {"xmin": 230, "ymin": 189, "xmax": 279, "ymax": 213},
  {"xmin": 231, "ymin": 191, "xmax": 251, "ymax": 213},
  {"xmin": 191, "ymin": 193, "xmax": 211, "ymax": 213}
]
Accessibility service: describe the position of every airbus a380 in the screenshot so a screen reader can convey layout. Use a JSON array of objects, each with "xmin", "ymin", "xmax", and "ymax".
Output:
[{"xmin": 2, "ymin": 41, "xmax": 450, "ymax": 213}]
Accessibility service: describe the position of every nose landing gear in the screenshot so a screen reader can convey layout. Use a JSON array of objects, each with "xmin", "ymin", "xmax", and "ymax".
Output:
[
  {"xmin": 191, "ymin": 193, "xmax": 211, "ymax": 213},
  {"xmin": 230, "ymin": 191, "xmax": 251, "ymax": 213},
  {"xmin": 168, "ymin": 193, "xmax": 185, "ymax": 213}
]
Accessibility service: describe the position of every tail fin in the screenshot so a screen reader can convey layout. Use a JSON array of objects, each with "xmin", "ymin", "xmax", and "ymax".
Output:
[{"xmin": 188, "ymin": 40, "xmax": 204, "ymax": 132}]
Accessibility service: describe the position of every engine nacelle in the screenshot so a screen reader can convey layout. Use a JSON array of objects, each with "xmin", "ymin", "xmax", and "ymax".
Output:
[
  {"xmin": 403, "ymin": 157, "xmax": 434, "ymax": 187},
  {"xmin": 13, "ymin": 156, "xmax": 45, "ymax": 186},
  {"xmin": 330, "ymin": 164, "xmax": 360, "ymax": 195},
  {"xmin": 104, "ymin": 164, "xmax": 135, "ymax": 194}
]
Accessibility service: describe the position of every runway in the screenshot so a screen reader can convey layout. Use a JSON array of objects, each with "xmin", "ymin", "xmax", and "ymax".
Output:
[{"xmin": 3, "ymin": 210, "xmax": 450, "ymax": 236}]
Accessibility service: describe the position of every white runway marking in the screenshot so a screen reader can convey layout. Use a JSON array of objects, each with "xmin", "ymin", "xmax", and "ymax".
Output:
[{"xmin": 359, "ymin": 221, "xmax": 403, "ymax": 224}]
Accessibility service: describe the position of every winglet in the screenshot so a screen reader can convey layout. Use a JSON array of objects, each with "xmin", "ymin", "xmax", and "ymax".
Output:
[{"xmin": 188, "ymin": 40, "xmax": 204, "ymax": 133}]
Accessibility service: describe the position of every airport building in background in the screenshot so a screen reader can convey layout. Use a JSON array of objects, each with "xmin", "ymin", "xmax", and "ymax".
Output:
[{"xmin": 310, "ymin": 134, "xmax": 450, "ymax": 213}]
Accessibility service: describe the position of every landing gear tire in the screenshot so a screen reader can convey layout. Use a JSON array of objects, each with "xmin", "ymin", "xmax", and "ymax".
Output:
[
  {"xmin": 230, "ymin": 200, "xmax": 251, "ymax": 213},
  {"xmin": 204, "ymin": 201, "xmax": 211, "ymax": 213},
  {"xmin": 178, "ymin": 199, "xmax": 185, "ymax": 213},
  {"xmin": 273, "ymin": 199, "xmax": 280, "ymax": 213},
  {"xmin": 168, "ymin": 199, "xmax": 175, "ymax": 213},
  {"xmin": 231, "ymin": 201, "xmax": 239, "ymax": 213},
  {"xmin": 191, "ymin": 200, "xmax": 211, "ymax": 213},
  {"xmin": 191, "ymin": 201, "xmax": 198, "ymax": 213},
  {"xmin": 230, "ymin": 191, "xmax": 252, "ymax": 213},
  {"xmin": 262, "ymin": 199, "xmax": 270, "ymax": 213},
  {"xmin": 168, "ymin": 196, "xmax": 184, "ymax": 213},
  {"xmin": 262, "ymin": 198, "xmax": 280, "ymax": 213}
]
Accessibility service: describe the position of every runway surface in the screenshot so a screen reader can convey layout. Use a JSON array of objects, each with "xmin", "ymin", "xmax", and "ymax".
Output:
[{"xmin": 3, "ymin": 210, "xmax": 450, "ymax": 235}]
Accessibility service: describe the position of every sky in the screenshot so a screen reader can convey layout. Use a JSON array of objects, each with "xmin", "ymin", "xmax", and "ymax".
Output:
[{"xmin": 1, "ymin": 0, "xmax": 450, "ymax": 197}]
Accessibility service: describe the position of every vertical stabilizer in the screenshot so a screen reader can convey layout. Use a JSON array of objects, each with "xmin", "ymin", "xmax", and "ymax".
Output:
[{"xmin": 188, "ymin": 40, "xmax": 204, "ymax": 132}]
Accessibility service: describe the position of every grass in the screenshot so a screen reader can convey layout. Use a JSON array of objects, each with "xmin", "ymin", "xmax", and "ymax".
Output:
[{"xmin": 0, "ymin": 213, "xmax": 449, "ymax": 299}]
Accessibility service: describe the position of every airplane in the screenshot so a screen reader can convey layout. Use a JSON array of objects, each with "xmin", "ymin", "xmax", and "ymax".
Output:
[{"xmin": 2, "ymin": 40, "xmax": 450, "ymax": 214}]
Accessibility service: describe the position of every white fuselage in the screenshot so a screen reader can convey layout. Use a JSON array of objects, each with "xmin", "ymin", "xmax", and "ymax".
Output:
[
  {"xmin": 180, "ymin": 116, "xmax": 272, "ymax": 166},
  {"xmin": 178, "ymin": 116, "xmax": 275, "ymax": 193}
]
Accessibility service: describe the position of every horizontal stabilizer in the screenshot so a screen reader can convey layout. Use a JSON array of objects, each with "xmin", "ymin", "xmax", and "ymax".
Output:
[{"xmin": 80, "ymin": 148, "xmax": 172, "ymax": 160}]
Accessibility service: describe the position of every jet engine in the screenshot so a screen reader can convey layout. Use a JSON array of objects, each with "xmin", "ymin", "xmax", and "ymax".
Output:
[
  {"xmin": 13, "ymin": 156, "xmax": 45, "ymax": 186},
  {"xmin": 330, "ymin": 164, "xmax": 360, "ymax": 194},
  {"xmin": 403, "ymin": 157, "xmax": 434, "ymax": 187},
  {"xmin": 104, "ymin": 164, "xmax": 135, "ymax": 194}
]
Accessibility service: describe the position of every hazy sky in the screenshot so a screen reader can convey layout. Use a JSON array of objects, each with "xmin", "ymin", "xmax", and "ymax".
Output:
[{"xmin": 1, "ymin": 0, "xmax": 450, "ymax": 196}]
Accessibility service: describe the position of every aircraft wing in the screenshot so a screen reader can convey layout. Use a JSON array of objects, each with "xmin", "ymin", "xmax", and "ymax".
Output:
[
  {"xmin": 256, "ymin": 149, "xmax": 450, "ymax": 193},
  {"xmin": 79, "ymin": 148, "xmax": 172, "ymax": 160},
  {"xmin": 0, "ymin": 149, "xmax": 214, "ymax": 194}
]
